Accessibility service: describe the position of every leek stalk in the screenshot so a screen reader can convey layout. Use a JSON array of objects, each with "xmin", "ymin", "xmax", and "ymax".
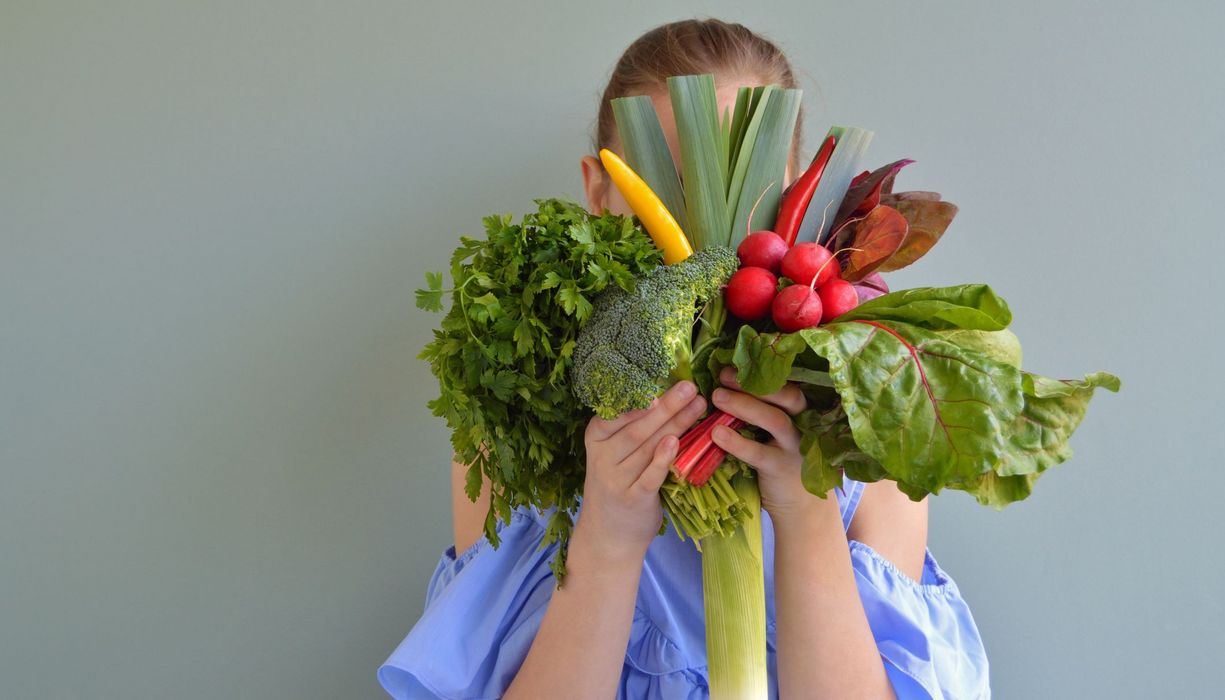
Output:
[{"xmin": 701, "ymin": 470, "xmax": 767, "ymax": 700}]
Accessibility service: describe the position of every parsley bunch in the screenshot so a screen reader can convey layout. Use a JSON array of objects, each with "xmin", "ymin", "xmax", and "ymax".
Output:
[{"xmin": 416, "ymin": 199, "xmax": 663, "ymax": 577}]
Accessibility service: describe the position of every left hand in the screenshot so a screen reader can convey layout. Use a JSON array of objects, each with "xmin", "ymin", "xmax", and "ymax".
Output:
[{"xmin": 709, "ymin": 366, "xmax": 834, "ymax": 522}]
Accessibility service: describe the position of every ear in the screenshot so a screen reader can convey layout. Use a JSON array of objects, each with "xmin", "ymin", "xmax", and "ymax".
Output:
[{"xmin": 580, "ymin": 155, "xmax": 608, "ymax": 215}]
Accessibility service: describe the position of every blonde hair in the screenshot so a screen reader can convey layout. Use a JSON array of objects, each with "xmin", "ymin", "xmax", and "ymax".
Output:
[{"xmin": 594, "ymin": 19, "xmax": 804, "ymax": 170}]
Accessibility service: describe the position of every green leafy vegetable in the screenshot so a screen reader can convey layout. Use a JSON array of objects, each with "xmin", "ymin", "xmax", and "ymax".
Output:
[
  {"xmin": 837, "ymin": 283, "xmax": 1013, "ymax": 330},
  {"xmin": 416, "ymin": 199, "xmax": 663, "ymax": 578},
  {"xmin": 726, "ymin": 284, "xmax": 1119, "ymax": 502},
  {"xmin": 800, "ymin": 319, "xmax": 1025, "ymax": 492},
  {"xmin": 729, "ymin": 323, "xmax": 807, "ymax": 396},
  {"xmin": 570, "ymin": 246, "xmax": 739, "ymax": 419}
]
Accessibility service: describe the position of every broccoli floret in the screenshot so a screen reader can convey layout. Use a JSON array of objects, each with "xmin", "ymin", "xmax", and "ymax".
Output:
[{"xmin": 571, "ymin": 246, "xmax": 740, "ymax": 419}]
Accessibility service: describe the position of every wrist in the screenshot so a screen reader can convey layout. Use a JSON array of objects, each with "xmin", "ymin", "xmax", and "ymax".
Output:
[{"xmin": 571, "ymin": 516, "xmax": 650, "ymax": 569}]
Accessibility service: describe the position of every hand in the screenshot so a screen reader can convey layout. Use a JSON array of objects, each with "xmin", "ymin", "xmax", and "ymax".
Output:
[
  {"xmin": 577, "ymin": 381, "xmax": 707, "ymax": 560},
  {"xmin": 709, "ymin": 366, "xmax": 834, "ymax": 523}
]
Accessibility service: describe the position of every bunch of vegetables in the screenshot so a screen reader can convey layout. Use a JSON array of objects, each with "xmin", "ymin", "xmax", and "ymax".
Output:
[{"xmin": 416, "ymin": 73, "xmax": 1118, "ymax": 700}]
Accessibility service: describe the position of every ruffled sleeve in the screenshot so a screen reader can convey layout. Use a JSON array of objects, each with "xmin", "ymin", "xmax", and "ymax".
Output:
[
  {"xmin": 849, "ymin": 540, "xmax": 991, "ymax": 699},
  {"xmin": 378, "ymin": 508, "xmax": 558, "ymax": 700}
]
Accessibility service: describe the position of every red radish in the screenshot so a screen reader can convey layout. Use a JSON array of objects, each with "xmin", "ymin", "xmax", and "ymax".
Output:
[
  {"xmin": 724, "ymin": 266, "xmax": 777, "ymax": 321},
  {"xmin": 817, "ymin": 278, "xmax": 858, "ymax": 323},
  {"xmin": 736, "ymin": 231, "xmax": 788, "ymax": 274},
  {"xmin": 771, "ymin": 284, "xmax": 824, "ymax": 332},
  {"xmin": 781, "ymin": 243, "xmax": 840, "ymax": 288}
]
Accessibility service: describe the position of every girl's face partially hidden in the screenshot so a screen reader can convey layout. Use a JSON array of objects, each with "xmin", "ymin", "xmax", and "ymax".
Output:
[{"xmin": 581, "ymin": 77, "xmax": 795, "ymax": 218}]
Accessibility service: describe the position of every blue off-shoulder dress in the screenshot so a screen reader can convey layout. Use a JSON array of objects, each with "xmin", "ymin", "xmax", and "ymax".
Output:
[{"xmin": 378, "ymin": 477, "xmax": 990, "ymax": 699}]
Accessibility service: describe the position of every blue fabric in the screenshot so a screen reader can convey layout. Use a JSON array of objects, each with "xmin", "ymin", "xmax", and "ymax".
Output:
[{"xmin": 379, "ymin": 477, "xmax": 990, "ymax": 699}]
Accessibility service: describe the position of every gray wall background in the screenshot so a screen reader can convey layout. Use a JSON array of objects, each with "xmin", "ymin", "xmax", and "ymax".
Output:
[{"xmin": 3, "ymin": 1, "xmax": 1221, "ymax": 698}]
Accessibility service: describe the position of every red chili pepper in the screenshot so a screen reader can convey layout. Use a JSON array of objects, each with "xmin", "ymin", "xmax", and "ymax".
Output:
[{"xmin": 775, "ymin": 134, "xmax": 837, "ymax": 246}]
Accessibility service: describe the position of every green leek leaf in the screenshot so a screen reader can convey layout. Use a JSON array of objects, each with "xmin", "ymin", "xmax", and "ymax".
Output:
[
  {"xmin": 611, "ymin": 96, "xmax": 689, "ymax": 234},
  {"xmin": 668, "ymin": 74, "xmax": 729, "ymax": 249},
  {"xmin": 727, "ymin": 88, "xmax": 802, "ymax": 247},
  {"xmin": 724, "ymin": 85, "xmax": 775, "ymax": 237},
  {"xmin": 797, "ymin": 126, "xmax": 874, "ymax": 244},
  {"xmin": 726, "ymin": 87, "xmax": 752, "ymax": 176}
]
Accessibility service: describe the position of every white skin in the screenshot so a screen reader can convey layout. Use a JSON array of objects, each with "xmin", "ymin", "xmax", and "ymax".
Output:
[{"xmin": 453, "ymin": 73, "xmax": 928, "ymax": 699}]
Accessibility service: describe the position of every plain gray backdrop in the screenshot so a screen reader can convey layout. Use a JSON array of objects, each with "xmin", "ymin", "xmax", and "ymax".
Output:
[{"xmin": 3, "ymin": 1, "xmax": 1222, "ymax": 698}]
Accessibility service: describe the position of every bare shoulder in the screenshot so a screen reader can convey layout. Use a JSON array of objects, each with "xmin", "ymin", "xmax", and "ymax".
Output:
[
  {"xmin": 451, "ymin": 459, "xmax": 491, "ymax": 554},
  {"xmin": 845, "ymin": 481, "xmax": 928, "ymax": 582}
]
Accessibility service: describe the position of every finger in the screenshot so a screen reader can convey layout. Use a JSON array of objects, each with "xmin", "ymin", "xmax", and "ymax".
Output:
[
  {"xmin": 632, "ymin": 433, "xmax": 679, "ymax": 495},
  {"xmin": 719, "ymin": 366, "xmax": 807, "ymax": 417},
  {"xmin": 718, "ymin": 366, "xmax": 743, "ymax": 389},
  {"xmin": 711, "ymin": 423, "xmax": 788, "ymax": 473},
  {"xmin": 623, "ymin": 394, "xmax": 707, "ymax": 472},
  {"xmin": 604, "ymin": 381, "xmax": 700, "ymax": 463},
  {"xmin": 711, "ymin": 387, "xmax": 802, "ymax": 451},
  {"xmin": 586, "ymin": 402, "xmax": 656, "ymax": 442}
]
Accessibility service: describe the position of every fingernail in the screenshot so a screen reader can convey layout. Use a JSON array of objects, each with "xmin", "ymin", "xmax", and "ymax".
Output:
[
  {"xmin": 675, "ymin": 381, "xmax": 696, "ymax": 398},
  {"xmin": 711, "ymin": 388, "xmax": 726, "ymax": 403}
]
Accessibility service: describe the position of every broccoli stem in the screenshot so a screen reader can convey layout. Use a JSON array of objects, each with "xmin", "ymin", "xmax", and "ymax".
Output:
[{"xmin": 694, "ymin": 296, "xmax": 727, "ymax": 356}]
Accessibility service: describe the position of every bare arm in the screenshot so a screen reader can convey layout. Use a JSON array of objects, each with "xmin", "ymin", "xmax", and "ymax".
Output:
[
  {"xmin": 710, "ymin": 368, "xmax": 928, "ymax": 698},
  {"xmin": 846, "ymin": 481, "xmax": 928, "ymax": 582},
  {"xmin": 772, "ymin": 484, "xmax": 928, "ymax": 698},
  {"xmin": 502, "ymin": 522, "xmax": 647, "ymax": 699},
  {"xmin": 450, "ymin": 459, "xmax": 490, "ymax": 555},
  {"xmin": 772, "ymin": 498, "xmax": 898, "ymax": 699},
  {"xmin": 502, "ymin": 381, "xmax": 706, "ymax": 699}
]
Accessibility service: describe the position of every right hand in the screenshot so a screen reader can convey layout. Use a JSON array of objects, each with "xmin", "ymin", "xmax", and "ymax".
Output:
[{"xmin": 576, "ymin": 380, "xmax": 707, "ymax": 560}]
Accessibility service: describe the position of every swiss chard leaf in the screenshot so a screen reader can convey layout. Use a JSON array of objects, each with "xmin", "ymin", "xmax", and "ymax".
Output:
[
  {"xmin": 950, "ymin": 471, "xmax": 1039, "ymax": 508},
  {"xmin": 995, "ymin": 371, "xmax": 1121, "ymax": 476},
  {"xmin": 795, "ymin": 409, "xmax": 844, "ymax": 497},
  {"xmin": 836, "ymin": 284, "xmax": 1012, "ymax": 331},
  {"xmin": 730, "ymin": 283, "xmax": 1118, "ymax": 506},
  {"xmin": 798, "ymin": 319, "xmax": 1025, "ymax": 492},
  {"xmin": 730, "ymin": 324, "xmax": 808, "ymax": 396}
]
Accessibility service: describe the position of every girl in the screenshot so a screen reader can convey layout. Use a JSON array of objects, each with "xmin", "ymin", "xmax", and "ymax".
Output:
[{"xmin": 380, "ymin": 19, "xmax": 990, "ymax": 700}]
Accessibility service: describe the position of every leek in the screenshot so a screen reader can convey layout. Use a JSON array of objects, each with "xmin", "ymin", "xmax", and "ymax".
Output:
[
  {"xmin": 668, "ymin": 75, "xmax": 728, "ymax": 249},
  {"xmin": 611, "ymin": 96, "xmax": 689, "ymax": 234},
  {"xmin": 796, "ymin": 126, "xmax": 874, "ymax": 244},
  {"xmin": 616, "ymin": 73, "xmax": 801, "ymax": 700},
  {"xmin": 727, "ymin": 88, "xmax": 802, "ymax": 248},
  {"xmin": 702, "ymin": 470, "xmax": 766, "ymax": 700}
]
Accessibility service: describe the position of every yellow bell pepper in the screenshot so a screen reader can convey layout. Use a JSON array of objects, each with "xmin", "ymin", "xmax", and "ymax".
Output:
[{"xmin": 599, "ymin": 149, "xmax": 693, "ymax": 264}]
